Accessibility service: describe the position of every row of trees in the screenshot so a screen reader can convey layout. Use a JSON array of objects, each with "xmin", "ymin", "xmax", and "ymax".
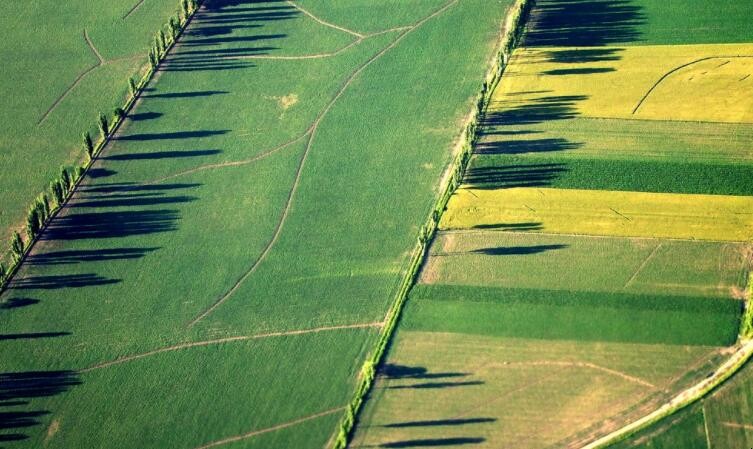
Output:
[{"xmin": 0, "ymin": 0, "xmax": 203, "ymax": 291}]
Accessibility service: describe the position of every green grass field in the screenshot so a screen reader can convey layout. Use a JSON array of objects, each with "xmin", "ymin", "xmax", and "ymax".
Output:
[
  {"xmin": 0, "ymin": 0, "xmax": 513, "ymax": 447},
  {"xmin": 610, "ymin": 359, "xmax": 753, "ymax": 449},
  {"xmin": 0, "ymin": 0, "xmax": 184, "ymax": 247}
]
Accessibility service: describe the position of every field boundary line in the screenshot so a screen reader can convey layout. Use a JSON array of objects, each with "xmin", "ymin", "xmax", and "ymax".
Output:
[
  {"xmin": 721, "ymin": 421, "xmax": 753, "ymax": 430},
  {"xmin": 286, "ymin": 1, "xmax": 364, "ymax": 38},
  {"xmin": 578, "ymin": 339, "xmax": 753, "ymax": 449},
  {"xmin": 193, "ymin": 407, "xmax": 345, "ymax": 449},
  {"xmin": 123, "ymin": 0, "xmax": 147, "ymax": 20},
  {"xmin": 492, "ymin": 361, "xmax": 655, "ymax": 388},
  {"xmin": 187, "ymin": 0, "xmax": 461, "ymax": 328},
  {"xmin": 37, "ymin": 29, "xmax": 104, "ymax": 125},
  {"xmin": 623, "ymin": 242, "xmax": 662, "ymax": 289},
  {"xmin": 438, "ymin": 228, "xmax": 752, "ymax": 244},
  {"xmin": 80, "ymin": 322, "xmax": 383, "ymax": 372},
  {"xmin": 702, "ymin": 405, "xmax": 712, "ymax": 449},
  {"xmin": 632, "ymin": 55, "xmax": 753, "ymax": 115}
]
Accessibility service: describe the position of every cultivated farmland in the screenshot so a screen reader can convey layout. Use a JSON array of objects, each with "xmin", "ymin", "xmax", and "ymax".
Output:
[
  {"xmin": 0, "ymin": 0, "xmax": 182, "ymax": 246},
  {"xmin": 352, "ymin": 0, "xmax": 753, "ymax": 447},
  {"xmin": 0, "ymin": 0, "xmax": 513, "ymax": 447}
]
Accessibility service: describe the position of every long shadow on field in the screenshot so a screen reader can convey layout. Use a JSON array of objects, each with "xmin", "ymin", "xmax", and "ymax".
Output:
[
  {"xmin": 0, "ymin": 371, "xmax": 81, "ymax": 444},
  {"xmin": 471, "ymin": 244, "xmax": 568, "ymax": 256},
  {"xmin": 524, "ymin": 0, "xmax": 645, "ymax": 47},
  {"xmin": 103, "ymin": 149, "xmax": 221, "ymax": 161},
  {"xmin": 475, "ymin": 137, "xmax": 582, "ymax": 155},
  {"xmin": 464, "ymin": 163, "xmax": 568, "ymax": 189},
  {"xmin": 472, "ymin": 222, "xmax": 543, "ymax": 231},
  {"xmin": 383, "ymin": 418, "xmax": 497, "ymax": 428},
  {"xmin": 26, "ymin": 248, "xmax": 159, "ymax": 266},
  {"xmin": 380, "ymin": 364, "xmax": 470, "ymax": 380},
  {"xmin": 381, "ymin": 437, "xmax": 486, "ymax": 447},
  {"xmin": 481, "ymin": 95, "xmax": 586, "ymax": 128}
]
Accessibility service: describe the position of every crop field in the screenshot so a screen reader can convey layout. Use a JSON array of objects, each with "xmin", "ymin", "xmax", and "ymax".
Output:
[
  {"xmin": 0, "ymin": 0, "xmax": 514, "ymax": 447},
  {"xmin": 0, "ymin": 0, "xmax": 184, "ymax": 246},
  {"xmin": 352, "ymin": 0, "xmax": 753, "ymax": 447},
  {"xmin": 351, "ymin": 330, "xmax": 726, "ymax": 449},
  {"xmin": 422, "ymin": 231, "xmax": 752, "ymax": 300},
  {"xmin": 440, "ymin": 187, "xmax": 753, "ymax": 241},
  {"xmin": 611, "ymin": 360, "xmax": 753, "ymax": 449}
]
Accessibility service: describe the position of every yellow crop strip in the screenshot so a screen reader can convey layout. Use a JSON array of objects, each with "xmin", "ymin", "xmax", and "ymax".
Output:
[
  {"xmin": 495, "ymin": 43, "xmax": 753, "ymax": 123},
  {"xmin": 440, "ymin": 187, "xmax": 753, "ymax": 241}
]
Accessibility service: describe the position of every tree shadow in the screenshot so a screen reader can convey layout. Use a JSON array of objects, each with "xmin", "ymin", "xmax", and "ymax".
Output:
[
  {"xmin": 115, "ymin": 130, "xmax": 229, "ymax": 141},
  {"xmin": 463, "ymin": 163, "xmax": 568, "ymax": 189},
  {"xmin": 379, "ymin": 364, "xmax": 469, "ymax": 380},
  {"xmin": 8, "ymin": 274, "xmax": 120, "ymax": 290},
  {"xmin": 542, "ymin": 47, "xmax": 624, "ymax": 64},
  {"xmin": 471, "ymin": 244, "xmax": 568, "ymax": 256},
  {"xmin": 139, "ymin": 90, "xmax": 229, "ymax": 99},
  {"xmin": 524, "ymin": 0, "xmax": 645, "ymax": 47},
  {"xmin": 0, "ymin": 371, "xmax": 81, "ymax": 443},
  {"xmin": 0, "ymin": 332, "xmax": 70, "ymax": 341},
  {"xmin": 127, "ymin": 112, "xmax": 163, "ymax": 121},
  {"xmin": 381, "ymin": 437, "xmax": 486, "ymax": 448},
  {"xmin": 383, "ymin": 418, "xmax": 496, "ymax": 428},
  {"xmin": 475, "ymin": 137, "xmax": 582, "ymax": 155},
  {"xmin": 27, "ymin": 248, "xmax": 159, "ymax": 266},
  {"xmin": 0, "ymin": 298, "xmax": 39, "ymax": 310},
  {"xmin": 104, "ymin": 149, "xmax": 221, "ymax": 161},
  {"xmin": 42, "ymin": 210, "xmax": 180, "ymax": 241},
  {"xmin": 541, "ymin": 67, "xmax": 615, "ymax": 76},
  {"xmin": 471, "ymin": 222, "xmax": 542, "ymax": 231},
  {"xmin": 387, "ymin": 381, "xmax": 484, "ymax": 390}
]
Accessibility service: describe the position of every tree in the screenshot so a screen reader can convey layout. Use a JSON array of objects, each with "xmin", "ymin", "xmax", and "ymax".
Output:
[
  {"xmin": 51, "ymin": 179, "xmax": 64, "ymax": 206},
  {"xmin": 98, "ymin": 113, "xmax": 109, "ymax": 140},
  {"xmin": 115, "ymin": 107, "xmax": 126, "ymax": 120},
  {"xmin": 60, "ymin": 167, "xmax": 72, "ymax": 193},
  {"xmin": 129, "ymin": 77, "xmax": 137, "ymax": 97},
  {"xmin": 10, "ymin": 231, "xmax": 24, "ymax": 263},
  {"xmin": 155, "ymin": 36, "xmax": 164, "ymax": 57},
  {"xmin": 159, "ymin": 29, "xmax": 167, "ymax": 51},
  {"xmin": 169, "ymin": 17, "xmax": 179, "ymax": 39},
  {"xmin": 26, "ymin": 206, "xmax": 41, "ymax": 240},
  {"xmin": 0, "ymin": 262, "xmax": 6, "ymax": 285},
  {"xmin": 148, "ymin": 48, "xmax": 158, "ymax": 69},
  {"xmin": 82, "ymin": 131, "xmax": 94, "ymax": 159},
  {"xmin": 181, "ymin": 0, "xmax": 189, "ymax": 17}
]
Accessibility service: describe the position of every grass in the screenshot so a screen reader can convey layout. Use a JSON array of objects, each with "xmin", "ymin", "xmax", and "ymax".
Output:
[
  {"xmin": 351, "ymin": 330, "xmax": 723, "ymax": 449},
  {"xmin": 403, "ymin": 284, "xmax": 741, "ymax": 346},
  {"xmin": 0, "ymin": 0, "xmax": 182, "ymax": 246},
  {"xmin": 421, "ymin": 231, "xmax": 752, "ymax": 299},
  {"xmin": 0, "ymin": 0, "xmax": 513, "ymax": 447},
  {"xmin": 440, "ymin": 187, "xmax": 753, "ymax": 241},
  {"xmin": 610, "ymin": 359, "xmax": 753, "ymax": 449}
]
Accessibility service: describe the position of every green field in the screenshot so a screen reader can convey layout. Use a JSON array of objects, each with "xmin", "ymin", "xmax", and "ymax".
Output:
[
  {"xmin": 610, "ymin": 360, "xmax": 753, "ymax": 449},
  {"xmin": 526, "ymin": 0, "xmax": 753, "ymax": 47},
  {"xmin": 470, "ymin": 118, "xmax": 753, "ymax": 195},
  {"xmin": 0, "ymin": 0, "xmax": 185, "ymax": 246},
  {"xmin": 0, "ymin": 0, "xmax": 513, "ymax": 447}
]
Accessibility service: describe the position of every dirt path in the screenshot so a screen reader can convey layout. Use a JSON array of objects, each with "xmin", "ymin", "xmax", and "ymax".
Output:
[
  {"xmin": 193, "ymin": 406, "xmax": 345, "ymax": 449},
  {"xmin": 81, "ymin": 321, "xmax": 383, "ymax": 372},
  {"xmin": 286, "ymin": 1, "xmax": 364, "ymax": 38},
  {"xmin": 187, "ymin": 0, "xmax": 460, "ymax": 327},
  {"xmin": 37, "ymin": 29, "xmax": 104, "ymax": 125},
  {"xmin": 122, "ymin": 0, "xmax": 147, "ymax": 20},
  {"xmin": 493, "ymin": 361, "xmax": 656, "ymax": 388}
]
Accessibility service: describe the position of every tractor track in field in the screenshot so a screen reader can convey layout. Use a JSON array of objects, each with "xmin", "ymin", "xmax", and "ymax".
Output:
[
  {"xmin": 286, "ymin": 1, "xmax": 364, "ymax": 38},
  {"xmin": 193, "ymin": 406, "xmax": 345, "ymax": 449},
  {"xmin": 37, "ymin": 30, "xmax": 104, "ymax": 125},
  {"xmin": 187, "ymin": 0, "xmax": 460, "ymax": 327},
  {"xmin": 632, "ymin": 55, "xmax": 753, "ymax": 115},
  {"xmin": 492, "ymin": 361, "xmax": 656, "ymax": 388},
  {"xmin": 80, "ymin": 321, "xmax": 383, "ymax": 372},
  {"xmin": 123, "ymin": 0, "xmax": 147, "ymax": 20}
]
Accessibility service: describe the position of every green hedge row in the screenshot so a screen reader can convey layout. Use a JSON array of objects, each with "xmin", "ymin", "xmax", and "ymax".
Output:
[
  {"xmin": 330, "ymin": 0, "xmax": 534, "ymax": 447},
  {"xmin": 0, "ymin": 0, "xmax": 203, "ymax": 293}
]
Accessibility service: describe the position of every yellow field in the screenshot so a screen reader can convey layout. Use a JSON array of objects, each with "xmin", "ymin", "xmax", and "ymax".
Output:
[
  {"xmin": 440, "ymin": 187, "xmax": 753, "ymax": 241},
  {"xmin": 351, "ymin": 331, "xmax": 722, "ymax": 449},
  {"xmin": 496, "ymin": 43, "xmax": 753, "ymax": 123}
]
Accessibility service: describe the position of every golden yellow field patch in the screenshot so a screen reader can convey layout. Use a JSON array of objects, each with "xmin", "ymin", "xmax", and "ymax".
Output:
[
  {"xmin": 495, "ymin": 43, "xmax": 753, "ymax": 123},
  {"xmin": 440, "ymin": 187, "xmax": 753, "ymax": 241}
]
